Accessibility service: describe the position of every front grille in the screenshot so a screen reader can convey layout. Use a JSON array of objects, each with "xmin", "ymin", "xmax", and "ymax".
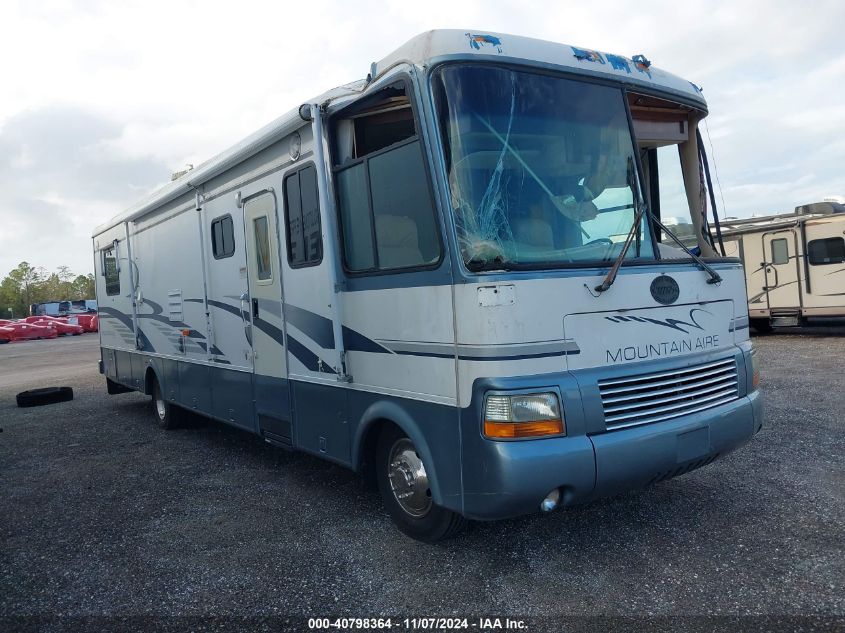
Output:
[{"xmin": 598, "ymin": 357, "xmax": 739, "ymax": 431}]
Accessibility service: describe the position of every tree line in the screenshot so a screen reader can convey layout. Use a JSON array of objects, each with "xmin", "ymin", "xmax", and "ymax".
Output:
[{"xmin": 0, "ymin": 262, "xmax": 95, "ymax": 319}]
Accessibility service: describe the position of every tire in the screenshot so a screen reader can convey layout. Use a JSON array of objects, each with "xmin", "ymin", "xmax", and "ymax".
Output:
[
  {"xmin": 376, "ymin": 425, "xmax": 467, "ymax": 542},
  {"xmin": 17, "ymin": 386, "xmax": 73, "ymax": 408},
  {"xmin": 750, "ymin": 318, "xmax": 773, "ymax": 334},
  {"xmin": 151, "ymin": 376, "xmax": 182, "ymax": 430}
]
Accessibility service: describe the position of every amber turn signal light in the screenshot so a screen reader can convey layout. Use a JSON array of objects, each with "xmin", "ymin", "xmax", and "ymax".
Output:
[
  {"xmin": 484, "ymin": 419, "xmax": 564, "ymax": 439},
  {"xmin": 483, "ymin": 393, "xmax": 565, "ymax": 439}
]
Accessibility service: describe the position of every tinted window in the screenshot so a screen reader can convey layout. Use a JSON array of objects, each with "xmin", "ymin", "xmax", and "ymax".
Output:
[
  {"xmin": 104, "ymin": 247, "xmax": 120, "ymax": 296},
  {"xmin": 284, "ymin": 165, "xmax": 322, "ymax": 267},
  {"xmin": 808, "ymin": 237, "xmax": 845, "ymax": 265},
  {"xmin": 253, "ymin": 216, "xmax": 272, "ymax": 280},
  {"xmin": 337, "ymin": 164, "xmax": 374, "ymax": 271},
  {"xmin": 211, "ymin": 215, "xmax": 235, "ymax": 258},
  {"xmin": 770, "ymin": 238, "xmax": 789, "ymax": 265},
  {"xmin": 369, "ymin": 141, "xmax": 440, "ymax": 268},
  {"xmin": 354, "ymin": 108, "xmax": 416, "ymax": 156},
  {"xmin": 337, "ymin": 140, "xmax": 440, "ymax": 272}
]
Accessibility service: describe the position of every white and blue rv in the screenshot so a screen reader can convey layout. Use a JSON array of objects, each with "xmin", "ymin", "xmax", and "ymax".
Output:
[{"xmin": 93, "ymin": 30, "xmax": 763, "ymax": 541}]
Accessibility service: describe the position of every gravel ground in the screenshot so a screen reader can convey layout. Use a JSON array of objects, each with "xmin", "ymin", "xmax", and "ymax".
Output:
[{"xmin": 0, "ymin": 331, "xmax": 843, "ymax": 631}]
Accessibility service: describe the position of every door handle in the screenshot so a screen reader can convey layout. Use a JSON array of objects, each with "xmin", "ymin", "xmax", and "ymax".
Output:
[
  {"xmin": 239, "ymin": 292, "xmax": 253, "ymax": 346},
  {"xmin": 765, "ymin": 265, "xmax": 779, "ymax": 290},
  {"xmin": 252, "ymin": 298, "xmax": 259, "ymax": 319}
]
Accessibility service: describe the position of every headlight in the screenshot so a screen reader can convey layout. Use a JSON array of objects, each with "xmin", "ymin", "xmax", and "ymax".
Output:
[
  {"xmin": 483, "ymin": 393, "xmax": 565, "ymax": 439},
  {"xmin": 750, "ymin": 349, "xmax": 761, "ymax": 390}
]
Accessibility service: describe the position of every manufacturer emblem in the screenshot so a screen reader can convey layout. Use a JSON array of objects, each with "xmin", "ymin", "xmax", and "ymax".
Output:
[{"xmin": 650, "ymin": 275, "xmax": 680, "ymax": 305}]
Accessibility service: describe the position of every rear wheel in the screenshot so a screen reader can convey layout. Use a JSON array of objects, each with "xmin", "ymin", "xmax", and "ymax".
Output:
[
  {"xmin": 152, "ymin": 376, "xmax": 182, "ymax": 430},
  {"xmin": 376, "ymin": 426, "xmax": 466, "ymax": 542}
]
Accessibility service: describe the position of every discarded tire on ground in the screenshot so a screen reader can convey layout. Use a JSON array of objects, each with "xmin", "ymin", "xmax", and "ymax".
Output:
[{"xmin": 16, "ymin": 387, "xmax": 74, "ymax": 408}]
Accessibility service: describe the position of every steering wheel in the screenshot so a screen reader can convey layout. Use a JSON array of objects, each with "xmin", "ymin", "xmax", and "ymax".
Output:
[{"xmin": 585, "ymin": 238, "xmax": 613, "ymax": 247}]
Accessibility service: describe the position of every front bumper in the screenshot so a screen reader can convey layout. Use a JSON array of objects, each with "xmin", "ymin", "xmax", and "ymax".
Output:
[{"xmin": 459, "ymin": 380, "xmax": 762, "ymax": 521}]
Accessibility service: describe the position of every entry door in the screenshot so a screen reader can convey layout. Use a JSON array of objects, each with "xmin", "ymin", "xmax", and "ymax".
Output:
[
  {"xmin": 243, "ymin": 192, "xmax": 287, "ymax": 383},
  {"xmin": 762, "ymin": 231, "xmax": 800, "ymax": 309}
]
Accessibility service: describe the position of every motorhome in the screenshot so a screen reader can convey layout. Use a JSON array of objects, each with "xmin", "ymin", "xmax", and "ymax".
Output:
[
  {"xmin": 93, "ymin": 30, "xmax": 762, "ymax": 541},
  {"xmin": 721, "ymin": 201, "xmax": 845, "ymax": 331}
]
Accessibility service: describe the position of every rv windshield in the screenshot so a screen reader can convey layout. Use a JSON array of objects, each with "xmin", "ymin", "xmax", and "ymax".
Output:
[{"xmin": 433, "ymin": 64, "xmax": 655, "ymax": 270}]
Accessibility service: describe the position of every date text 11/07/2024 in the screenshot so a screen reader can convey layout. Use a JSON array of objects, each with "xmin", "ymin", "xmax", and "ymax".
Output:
[{"xmin": 307, "ymin": 617, "xmax": 529, "ymax": 630}]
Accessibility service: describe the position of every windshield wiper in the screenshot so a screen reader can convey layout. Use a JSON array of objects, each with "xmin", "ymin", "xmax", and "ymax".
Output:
[
  {"xmin": 594, "ymin": 157, "xmax": 647, "ymax": 293},
  {"xmin": 650, "ymin": 214, "xmax": 723, "ymax": 284},
  {"xmin": 594, "ymin": 208, "xmax": 645, "ymax": 293},
  {"xmin": 594, "ymin": 157, "xmax": 721, "ymax": 294}
]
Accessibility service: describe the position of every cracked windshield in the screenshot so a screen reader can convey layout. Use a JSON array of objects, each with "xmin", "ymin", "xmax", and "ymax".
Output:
[{"xmin": 434, "ymin": 65, "xmax": 655, "ymax": 269}]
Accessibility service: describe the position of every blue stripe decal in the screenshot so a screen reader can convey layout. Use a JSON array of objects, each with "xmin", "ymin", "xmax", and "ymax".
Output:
[
  {"xmin": 460, "ymin": 350, "xmax": 580, "ymax": 361},
  {"xmin": 393, "ymin": 349, "xmax": 580, "ymax": 361},
  {"xmin": 283, "ymin": 302, "xmax": 392, "ymax": 354},
  {"xmin": 190, "ymin": 298, "xmax": 238, "ymax": 317},
  {"xmin": 255, "ymin": 319, "xmax": 286, "ymax": 347},
  {"xmin": 137, "ymin": 299, "xmax": 205, "ymax": 339},
  {"xmin": 343, "ymin": 327, "xmax": 392, "ymax": 354},
  {"xmin": 286, "ymin": 334, "xmax": 336, "ymax": 374},
  {"xmin": 393, "ymin": 350, "xmax": 454, "ymax": 359},
  {"xmin": 138, "ymin": 313, "xmax": 205, "ymax": 338},
  {"xmin": 190, "ymin": 298, "xmax": 286, "ymax": 347},
  {"xmin": 190, "ymin": 299, "xmax": 577, "ymax": 362},
  {"xmin": 98, "ymin": 307, "xmax": 156, "ymax": 353},
  {"xmin": 196, "ymin": 298, "xmax": 339, "ymax": 370},
  {"xmin": 283, "ymin": 303, "xmax": 335, "ymax": 348}
]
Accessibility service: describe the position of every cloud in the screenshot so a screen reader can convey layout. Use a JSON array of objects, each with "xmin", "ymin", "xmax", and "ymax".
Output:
[
  {"xmin": 0, "ymin": 0, "xmax": 843, "ymax": 278},
  {"xmin": 0, "ymin": 105, "xmax": 170, "ymax": 276}
]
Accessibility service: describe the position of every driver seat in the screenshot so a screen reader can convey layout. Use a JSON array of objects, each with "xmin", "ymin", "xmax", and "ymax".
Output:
[{"xmin": 513, "ymin": 218, "xmax": 554, "ymax": 249}]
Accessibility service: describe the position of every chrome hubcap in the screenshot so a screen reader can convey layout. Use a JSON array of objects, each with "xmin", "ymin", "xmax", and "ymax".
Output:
[
  {"xmin": 155, "ymin": 392, "xmax": 166, "ymax": 420},
  {"xmin": 387, "ymin": 438, "xmax": 432, "ymax": 517}
]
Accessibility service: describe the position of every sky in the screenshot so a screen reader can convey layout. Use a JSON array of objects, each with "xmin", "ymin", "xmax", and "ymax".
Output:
[{"xmin": 1, "ymin": 0, "xmax": 843, "ymax": 278}]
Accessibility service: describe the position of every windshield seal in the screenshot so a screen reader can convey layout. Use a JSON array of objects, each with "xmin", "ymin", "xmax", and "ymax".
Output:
[{"xmin": 431, "ymin": 62, "xmax": 658, "ymax": 273}]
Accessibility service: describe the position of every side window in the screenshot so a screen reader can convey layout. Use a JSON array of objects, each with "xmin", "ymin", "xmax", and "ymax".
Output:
[
  {"xmin": 808, "ymin": 237, "xmax": 845, "ymax": 265},
  {"xmin": 283, "ymin": 164, "xmax": 322, "ymax": 267},
  {"xmin": 333, "ymin": 82, "xmax": 441, "ymax": 274},
  {"xmin": 253, "ymin": 216, "xmax": 272, "ymax": 280},
  {"xmin": 211, "ymin": 215, "xmax": 235, "ymax": 259},
  {"xmin": 770, "ymin": 238, "xmax": 789, "ymax": 265},
  {"xmin": 656, "ymin": 145, "xmax": 696, "ymax": 245},
  {"xmin": 103, "ymin": 247, "xmax": 120, "ymax": 296}
]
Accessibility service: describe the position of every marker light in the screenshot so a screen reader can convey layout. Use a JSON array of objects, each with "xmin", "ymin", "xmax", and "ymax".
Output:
[
  {"xmin": 484, "ymin": 393, "xmax": 564, "ymax": 439},
  {"xmin": 750, "ymin": 349, "xmax": 761, "ymax": 390}
]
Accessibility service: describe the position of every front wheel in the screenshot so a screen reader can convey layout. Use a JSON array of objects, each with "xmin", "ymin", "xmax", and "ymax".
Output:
[
  {"xmin": 152, "ymin": 376, "xmax": 182, "ymax": 430},
  {"xmin": 376, "ymin": 426, "xmax": 466, "ymax": 542}
]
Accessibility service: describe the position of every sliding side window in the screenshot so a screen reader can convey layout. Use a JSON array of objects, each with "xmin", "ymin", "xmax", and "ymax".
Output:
[
  {"xmin": 211, "ymin": 215, "xmax": 235, "ymax": 259},
  {"xmin": 284, "ymin": 164, "xmax": 322, "ymax": 267},
  {"xmin": 333, "ymin": 83, "xmax": 441, "ymax": 273},
  {"xmin": 103, "ymin": 247, "xmax": 120, "ymax": 296}
]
